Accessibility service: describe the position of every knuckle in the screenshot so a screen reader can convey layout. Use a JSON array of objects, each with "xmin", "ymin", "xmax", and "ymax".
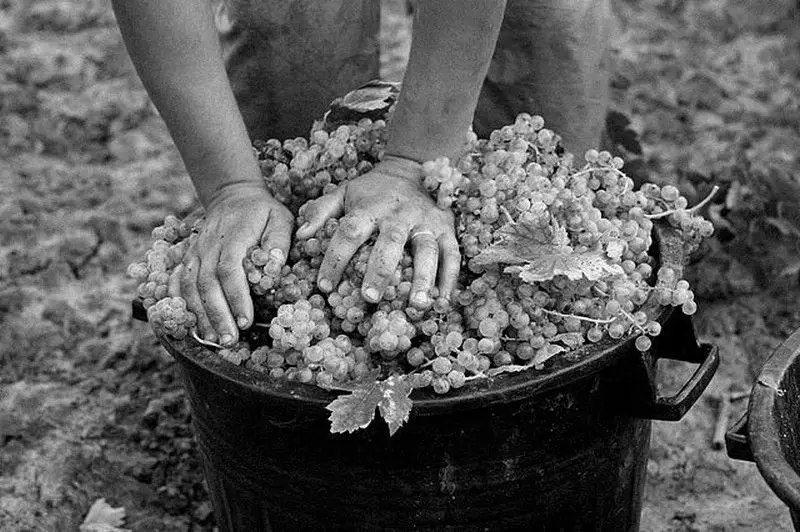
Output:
[
  {"xmin": 338, "ymin": 216, "xmax": 364, "ymax": 242},
  {"xmin": 417, "ymin": 238, "xmax": 438, "ymax": 254},
  {"xmin": 443, "ymin": 234, "xmax": 460, "ymax": 251},
  {"xmin": 382, "ymin": 224, "xmax": 407, "ymax": 245},
  {"xmin": 414, "ymin": 268, "xmax": 435, "ymax": 286},
  {"xmin": 300, "ymin": 200, "xmax": 316, "ymax": 218},
  {"xmin": 197, "ymin": 273, "xmax": 216, "ymax": 295},
  {"xmin": 442, "ymin": 247, "xmax": 461, "ymax": 265},
  {"xmin": 215, "ymin": 259, "xmax": 239, "ymax": 280},
  {"xmin": 371, "ymin": 264, "xmax": 393, "ymax": 281}
]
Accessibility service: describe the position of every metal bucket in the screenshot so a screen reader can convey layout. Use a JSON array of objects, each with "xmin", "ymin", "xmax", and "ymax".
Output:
[{"xmin": 726, "ymin": 329, "xmax": 800, "ymax": 530}]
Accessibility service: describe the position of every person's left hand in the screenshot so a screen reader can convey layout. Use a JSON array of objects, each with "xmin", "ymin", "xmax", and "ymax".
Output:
[{"xmin": 295, "ymin": 156, "xmax": 460, "ymax": 307}]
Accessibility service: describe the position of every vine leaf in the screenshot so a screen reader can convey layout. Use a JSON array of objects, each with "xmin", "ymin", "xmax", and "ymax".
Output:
[
  {"xmin": 552, "ymin": 332, "xmax": 585, "ymax": 349},
  {"xmin": 473, "ymin": 220, "xmax": 624, "ymax": 282},
  {"xmin": 339, "ymin": 82, "xmax": 398, "ymax": 112},
  {"xmin": 486, "ymin": 361, "xmax": 535, "ymax": 377},
  {"xmin": 79, "ymin": 499, "xmax": 129, "ymax": 532},
  {"xmin": 534, "ymin": 344, "xmax": 566, "ymax": 366},
  {"xmin": 326, "ymin": 375, "xmax": 413, "ymax": 435},
  {"xmin": 376, "ymin": 376, "xmax": 414, "ymax": 436},
  {"xmin": 505, "ymin": 252, "xmax": 624, "ymax": 283}
]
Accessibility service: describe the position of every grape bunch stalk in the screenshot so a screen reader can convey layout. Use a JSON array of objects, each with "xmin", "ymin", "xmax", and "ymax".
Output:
[{"xmin": 128, "ymin": 103, "xmax": 715, "ymax": 434}]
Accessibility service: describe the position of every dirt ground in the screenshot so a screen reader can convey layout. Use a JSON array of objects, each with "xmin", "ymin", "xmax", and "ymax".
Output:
[{"xmin": 1, "ymin": 0, "xmax": 800, "ymax": 530}]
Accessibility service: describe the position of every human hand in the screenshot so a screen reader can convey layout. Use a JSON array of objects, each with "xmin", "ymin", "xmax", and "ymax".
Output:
[
  {"xmin": 295, "ymin": 156, "xmax": 460, "ymax": 307},
  {"xmin": 175, "ymin": 182, "xmax": 293, "ymax": 345}
]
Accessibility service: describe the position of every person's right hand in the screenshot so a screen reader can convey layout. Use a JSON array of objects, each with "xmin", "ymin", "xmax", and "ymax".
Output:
[{"xmin": 175, "ymin": 181, "xmax": 293, "ymax": 346}]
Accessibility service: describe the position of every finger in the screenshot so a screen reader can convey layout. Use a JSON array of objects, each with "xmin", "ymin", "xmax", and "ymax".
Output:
[
  {"xmin": 260, "ymin": 208, "xmax": 294, "ymax": 264},
  {"xmin": 362, "ymin": 222, "xmax": 410, "ymax": 303},
  {"xmin": 296, "ymin": 186, "xmax": 345, "ymax": 239},
  {"xmin": 217, "ymin": 243, "xmax": 254, "ymax": 330},
  {"xmin": 409, "ymin": 231, "xmax": 439, "ymax": 308},
  {"xmin": 168, "ymin": 264, "xmax": 184, "ymax": 298},
  {"xmin": 197, "ymin": 252, "xmax": 239, "ymax": 345},
  {"xmin": 181, "ymin": 256, "xmax": 216, "ymax": 342},
  {"xmin": 437, "ymin": 233, "xmax": 461, "ymax": 300},
  {"xmin": 317, "ymin": 211, "xmax": 374, "ymax": 293}
]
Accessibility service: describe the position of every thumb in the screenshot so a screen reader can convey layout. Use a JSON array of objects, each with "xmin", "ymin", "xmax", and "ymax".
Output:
[{"xmin": 296, "ymin": 185, "xmax": 346, "ymax": 239}]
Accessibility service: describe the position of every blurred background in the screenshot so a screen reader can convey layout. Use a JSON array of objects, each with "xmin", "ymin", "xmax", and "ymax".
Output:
[{"xmin": 1, "ymin": 0, "xmax": 799, "ymax": 529}]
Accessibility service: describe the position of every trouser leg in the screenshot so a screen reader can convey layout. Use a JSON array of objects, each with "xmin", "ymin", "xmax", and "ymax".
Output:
[
  {"xmin": 474, "ymin": 0, "xmax": 615, "ymax": 156},
  {"xmin": 212, "ymin": 0, "xmax": 380, "ymax": 141}
]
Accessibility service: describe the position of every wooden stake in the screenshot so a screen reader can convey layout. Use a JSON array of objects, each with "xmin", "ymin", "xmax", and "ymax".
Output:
[{"xmin": 712, "ymin": 391, "xmax": 732, "ymax": 450}]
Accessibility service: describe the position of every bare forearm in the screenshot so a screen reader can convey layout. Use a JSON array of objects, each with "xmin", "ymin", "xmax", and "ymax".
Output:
[
  {"xmin": 386, "ymin": 0, "xmax": 507, "ymax": 163},
  {"xmin": 111, "ymin": 0, "xmax": 263, "ymax": 207}
]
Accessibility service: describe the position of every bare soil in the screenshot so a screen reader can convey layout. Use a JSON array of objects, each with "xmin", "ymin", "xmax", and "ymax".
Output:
[{"xmin": 1, "ymin": 0, "xmax": 799, "ymax": 530}]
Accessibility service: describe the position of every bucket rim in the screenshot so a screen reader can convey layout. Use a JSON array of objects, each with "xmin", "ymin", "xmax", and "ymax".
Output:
[
  {"xmin": 159, "ymin": 223, "xmax": 685, "ymax": 414},
  {"xmin": 748, "ymin": 328, "xmax": 800, "ymax": 513}
]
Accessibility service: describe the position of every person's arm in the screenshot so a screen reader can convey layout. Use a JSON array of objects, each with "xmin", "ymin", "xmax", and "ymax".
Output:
[
  {"xmin": 112, "ymin": 0, "xmax": 293, "ymax": 345},
  {"xmin": 386, "ymin": 0, "xmax": 507, "ymax": 163},
  {"xmin": 299, "ymin": 0, "xmax": 507, "ymax": 306},
  {"xmin": 111, "ymin": 0, "xmax": 258, "ymax": 206}
]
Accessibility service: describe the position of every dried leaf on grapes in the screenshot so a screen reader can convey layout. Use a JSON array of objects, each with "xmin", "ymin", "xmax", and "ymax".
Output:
[
  {"xmin": 486, "ymin": 361, "xmax": 535, "ymax": 377},
  {"xmin": 473, "ymin": 220, "xmax": 624, "ymax": 282},
  {"xmin": 533, "ymin": 344, "xmax": 566, "ymax": 366},
  {"xmin": 552, "ymin": 332, "xmax": 585, "ymax": 349},
  {"xmin": 506, "ymin": 252, "xmax": 625, "ymax": 283}
]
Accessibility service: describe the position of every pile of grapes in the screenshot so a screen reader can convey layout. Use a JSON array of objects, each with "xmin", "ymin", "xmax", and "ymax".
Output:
[{"xmin": 128, "ymin": 88, "xmax": 714, "ymax": 432}]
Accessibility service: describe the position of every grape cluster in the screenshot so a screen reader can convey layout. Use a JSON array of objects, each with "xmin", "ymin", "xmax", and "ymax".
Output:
[
  {"xmin": 268, "ymin": 300, "xmax": 330, "ymax": 352},
  {"xmin": 127, "ymin": 215, "xmax": 196, "ymax": 309},
  {"xmin": 146, "ymin": 297, "xmax": 196, "ymax": 340},
  {"xmin": 254, "ymin": 118, "xmax": 388, "ymax": 212},
  {"xmin": 129, "ymin": 106, "xmax": 714, "ymax": 398}
]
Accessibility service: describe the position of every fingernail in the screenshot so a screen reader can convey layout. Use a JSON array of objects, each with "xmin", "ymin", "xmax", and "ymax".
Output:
[
  {"xmin": 205, "ymin": 333, "xmax": 218, "ymax": 343},
  {"xmin": 298, "ymin": 223, "xmax": 310, "ymax": 234},
  {"xmin": 220, "ymin": 334, "xmax": 234, "ymax": 346},
  {"xmin": 319, "ymin": 278, "xmax": 333, "ymax": 293},
  {"xmin": 363, "ymin": 287, "xmax": 380, "ymax": 302},
  {"xmin": 236, "ymin": 317, "xmax": 249, "ymax": 329},
  {"xmin": 411, "ymin": 291, "xmax": 426, "ymax": 306},
  {"xmin": 411, "ymin": 292, "xmax": 432, "ymax": 310}
]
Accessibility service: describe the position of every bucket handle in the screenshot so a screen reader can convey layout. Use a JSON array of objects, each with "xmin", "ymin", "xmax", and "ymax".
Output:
[
  {"xmin": 622, "ymin": 310, "xmax": 720, "ymax": 422},
  {"xmin": 648, "ymin": 310, "xmax": 720, "ymax": 421},
  {"xmin": 725, "ymin": 412, "xmax": 754, "ymax": 461},
  {"xmin": 647, "ymin": 342, "xmax": 720, "ymax": 421}
]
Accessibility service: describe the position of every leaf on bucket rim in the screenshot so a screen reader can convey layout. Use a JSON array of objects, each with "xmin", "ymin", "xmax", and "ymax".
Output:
[
  {"xmin": 551, "ymin": 332, "xmax": 585, "ymax": 349},
  {"xmin": 533, "ymin": 344, "xmax": 566, "ymax": 366},
  {"xmin": 485, "ymin": 360, "xmax": 536, "ymax": 377},
  {"xmin": 376, "ymin": 375, "xmax": 413, "ymax": 436},
  {"xmin": 326, "ymin": 375, "xmax": 414, "ymax": 435}
]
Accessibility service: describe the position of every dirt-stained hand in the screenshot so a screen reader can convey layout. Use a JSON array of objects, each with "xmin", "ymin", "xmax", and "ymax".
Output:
[
  {"xmin": 295, "ymin": 156, "xmax": 460, "ymax": 307},
  {"xmin": 178, "ymin": 182, "xmax": 293, "ymax": 345}
]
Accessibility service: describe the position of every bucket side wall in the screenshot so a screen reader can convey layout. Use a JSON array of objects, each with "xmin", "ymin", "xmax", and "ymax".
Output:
[{"xmin": 180, "ymin": 356, "xmax": 652, "ymax": 532}]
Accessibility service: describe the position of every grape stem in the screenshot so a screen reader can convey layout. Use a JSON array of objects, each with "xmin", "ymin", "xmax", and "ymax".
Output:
[
  {"xmin": 191, "ymin": 330, "xmax": 224, "ymax": 349},
  {"xmin": 571, "ymin": 164, "xmax": 628, "ymax": 182},
  {"xmin": 499, "ymin": 205, "xmax": 516, "ymax": 225},
  {"xmin": 618, "ymin": 307, "xmax": 647, "ymax": 334},
  {"xmin": 591, "ymin": 287, "xmax": 646, "ymax": 334},
  {"xmin": 644, "ymin": 186, "xmax": 719, "ymax": 220},
  {"xmin": 540, "ymin": 308, "xmax": 615, "ymax": 325}
]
